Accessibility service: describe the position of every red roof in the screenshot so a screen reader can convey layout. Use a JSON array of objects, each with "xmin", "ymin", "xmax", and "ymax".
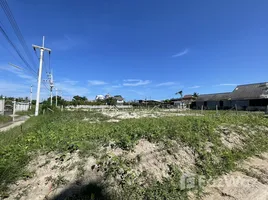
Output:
[{"xmin": 183, "ymin": 95, "xmax": 194, "ymax": 99}]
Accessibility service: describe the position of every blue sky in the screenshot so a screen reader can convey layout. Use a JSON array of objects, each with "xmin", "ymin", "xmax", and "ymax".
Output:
[{"xmin": 0, "ymin": 0, "xmax": 268, "ymax": 101}]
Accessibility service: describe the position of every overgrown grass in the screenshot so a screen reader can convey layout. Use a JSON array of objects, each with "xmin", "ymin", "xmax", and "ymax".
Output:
[
  {"xmin": 0, "ymin": 111, "xmax": 268, "ymax": 199},
  {"xmin": 0, "ymin": 115, "xmax": 12, "ymax": 125}
]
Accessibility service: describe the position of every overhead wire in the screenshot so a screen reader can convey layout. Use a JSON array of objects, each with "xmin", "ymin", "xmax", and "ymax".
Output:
[
  {"xmin": 42, "ymin": 53, "xmax": 49, "ymax": 74},
  {"xmin": 0, "ymin": 0, "xmax": 52, "ymax": 99},
  {"xmin": 0, "ymin": 0, "xmax": 37, "ymax": 71},
  {"xmin": 0, "ymin": 24, "xmax": 38, "ymax": 78}
]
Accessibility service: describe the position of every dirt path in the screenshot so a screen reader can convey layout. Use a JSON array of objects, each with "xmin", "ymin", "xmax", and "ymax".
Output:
[
  {"xmin": 0, "ymin": 116, "xmax": 30, "ymax": 132},
  {"xmin": 201, "ymin": 152, "xmax": 268, "ymax": 200}
]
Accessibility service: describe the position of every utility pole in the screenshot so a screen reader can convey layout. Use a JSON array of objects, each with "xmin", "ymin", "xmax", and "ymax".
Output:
[
  {"xmin": 56, "ymin": 88, "xmax": 58, "ymax": 107},
  {"xmin": 49, "ymin": 72, "xmax": 54, "ymax": 106},
  {"xmin": 30, "ymin": 85, "xmax": 32, "ymax": 110},
  {"xmin": 33, "ymin": 36, "xmax": 51, "ymax": 116}
]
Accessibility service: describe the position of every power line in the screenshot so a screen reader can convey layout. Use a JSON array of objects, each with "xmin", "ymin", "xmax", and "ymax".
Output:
[
  {"xmin": 0, "ymin": 24, "xmax": 37, "ymax": 77},
  {"xmin": 42, "ymin": 53, "xmax": 49, "ymax": 74},
  {"xmin": 0, "ymin": 0, "xmax": 37, "ymax": 71},
  {"xmin": 48, "ymin": 52, "xmax": 51, "ymax": 72}
]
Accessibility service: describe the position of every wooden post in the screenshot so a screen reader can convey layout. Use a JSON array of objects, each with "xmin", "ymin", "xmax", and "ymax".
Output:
[
  {"xmin": 201, "ymin": 105, "xmax": 203, "ymax": 114},
  {"xmin": 235, "ymin": 104, "xmax": 238, "ymax": 115},
  {"xmin": 216, "ymin": 105, "xmax": 218, "ymax": 115}
]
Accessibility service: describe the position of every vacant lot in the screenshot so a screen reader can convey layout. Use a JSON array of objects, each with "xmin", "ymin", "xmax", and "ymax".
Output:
[{"xmin": 0, "ymin": 110, "xmax": 268, "ymax": 199}]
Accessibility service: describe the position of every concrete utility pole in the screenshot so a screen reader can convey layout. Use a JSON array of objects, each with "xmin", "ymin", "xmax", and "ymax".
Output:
[
  {"xmin": 33, "ymin": 36, "xmax": 51, "ymax": 116},
  {"xmin": 49, "ymin": 72, "xmax": 54, "ymax": 106},
  {"xmin": 30, "ymin": 85, "xmax": 32, "ymax": 109},
  {"xmin": 12, "ymin": 99, "xmax": 16, "ymax": 116},
  {"xmin": 55, "ymin": 88, "xmax": 58, "ymax": 107}
]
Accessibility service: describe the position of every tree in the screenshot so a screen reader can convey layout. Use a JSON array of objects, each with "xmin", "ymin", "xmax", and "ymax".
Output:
[
  {"xmin": 193, "ymin": 92, "xmax": 199, "ymax": 98},
  {"xmin": 72, "ymin": 95, "xmax": 85, "ymax": 101},
  {"xmin": 106, "ymin": 97, "xmax": 117, "ymax": 105},
  {"xmin": 175, "ymin": 90, "xmax": 183, "ymax": 98}
]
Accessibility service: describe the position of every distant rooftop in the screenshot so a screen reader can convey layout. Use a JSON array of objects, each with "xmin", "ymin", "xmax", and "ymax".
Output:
[{"xmin": 196, "ymin": 82, "xmax": 268, "ymax": 101}]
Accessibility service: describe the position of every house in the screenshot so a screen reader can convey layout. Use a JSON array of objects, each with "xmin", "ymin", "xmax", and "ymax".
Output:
[
  {"xmin": 113, "ymin": 95, "xmax": 124, "ymax": 105},
  {"xmin": 195, "ymin": 82, "xmax": 268, "ymax": 111},
  {"xmin": 105, "ymin": 94, "xmax": 111, "ymax": 99},
  {"xmin": 95, "ymin": 95, "xmax": 104, "ymax": 101},
  {"xmin": 196, "ymin": 92, "xmax": 231, "ymax": 109},
  {"xmin": 138, "ymin": 99, "xmax": 161, "ymax": 105},
  {"xmin": 171, "ymin": 95, "xmax": 196, "ymax": 108}
]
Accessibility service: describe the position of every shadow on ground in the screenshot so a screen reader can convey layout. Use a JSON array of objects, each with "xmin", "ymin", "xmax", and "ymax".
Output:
[{"xmin": 50, "ymin": 181, "xmax": 112, "ymax": 200}]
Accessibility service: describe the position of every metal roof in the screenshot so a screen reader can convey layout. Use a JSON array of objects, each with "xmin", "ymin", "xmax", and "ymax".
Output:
[
  {"xmin": 230, "ymin": 82, "xmax": 268, "ymax": 100},
  {"xmin": 196, "ymin": 82, "xmax": 268, "ymax": 101},
  {"xmin": 196, "ymin": 92, "xmax": 231, "ymax": 101}
]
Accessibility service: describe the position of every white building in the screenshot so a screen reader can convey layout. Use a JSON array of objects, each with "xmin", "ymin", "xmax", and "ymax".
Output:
[{"xmin": 95, "ymin": 95, "xmax": 104, "ymax": 100}]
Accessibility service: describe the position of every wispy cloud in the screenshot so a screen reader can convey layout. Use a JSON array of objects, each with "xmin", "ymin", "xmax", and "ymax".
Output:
[
  {"xmin": 111, "ymin": 85, "xmax": 122, "ymax": 88},
  {"xmin": 172, "ymin": 49, "xmax": 189, "ymax": 58},
  {"xmin": 156, "ymin": 82, "xmax": 175, "ymax": 87},
  {"xmin": 61, "ymin": 79, "xmax": 78, "ymax": 86},
  {"xmin": 216, "ymin": 83, "xmax": 238, "ymax": 86},
  {"xmin": 0, "ymin": 65, "xmax": 36, "ymax": 83},
  {"xmin": 55, "ymin": 80, "xmax": 90, "ymax": 97},
  {"xmin": 123, "ymin": 79, "xmax": 151, "ymax": 87},
  {"xmin": 0, "ymin": 80, "xmax": 29, "ymax": 97},
  {"xmin": 188, "ymin": 85, "xmax": 201, "ymax": 89},
  {"xmin": 88, "ymin": 80, "xmax": 108, "ymax": 86}
]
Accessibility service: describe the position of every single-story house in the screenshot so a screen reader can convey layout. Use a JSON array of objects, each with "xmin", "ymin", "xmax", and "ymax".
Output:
[
  {"xmin": 195, "ymin": 82, "xmax": 268, "ymax": 111},
  {"xmin": 113, "ymin": 95, "xmax": 124, "ymax": 105},
  {"xmin": 171, "ymin": 95, "xmax": 196, "ymax": 108}
]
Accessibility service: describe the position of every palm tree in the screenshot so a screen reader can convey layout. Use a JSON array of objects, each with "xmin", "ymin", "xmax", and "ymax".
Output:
[
  {"xmin": 175, "ymin": 90, "xmax": 183, "ymax": 98},
  {"xmin": 193, "ymin": 92, "xmax": 199, "ymax": 98}
]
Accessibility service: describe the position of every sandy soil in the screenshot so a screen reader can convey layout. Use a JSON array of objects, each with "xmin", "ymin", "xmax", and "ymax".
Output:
[
  {"xmin": 200, "ymin": 152, "xmax": 268, "ymax": 200},
  {"xmin": 101, "ymin": 110, "xmax": 201, "ymax": 120},
  {"xmin": 6, "ymin": 152, "xmax": 101, "ymax": 200}
]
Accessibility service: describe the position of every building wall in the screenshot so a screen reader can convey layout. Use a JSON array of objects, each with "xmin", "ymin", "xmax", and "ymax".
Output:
[
  {"xmin": 196, "ymin": 101, "xmax": 204, "ymax": 109},
  {"xmin": 195, "ymin": 99, "xmax": 268, "ymax": 111},
  {"xmin": 16, "ymin": 103, "xmax": 29, "ymax": 112},
  {"xmin": 207, "ymin": 101, "xmax": 220, "ymax": 109},
  {"xmin": 0, "ymin": 99, "xmax": 5, "ymax": 115},
  {"xmin": 231, "ymin": 100, "xmax": 249, "ymax": 110}
]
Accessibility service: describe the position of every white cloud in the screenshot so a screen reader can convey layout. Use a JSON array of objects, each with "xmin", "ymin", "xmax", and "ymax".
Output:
[
  {"xmin": 188, "ymin": 85, "xmax": 201, "ymax": 89},
  {"xmin": 55, "ymin": 80, "xmax": 90, "ymax": 97},
  {"xmin": 172, "ymin": 49, "xmax": 189, "ymax": 58},
  {"xmin": 0, "ymin": 80, "xmax": 29, "ymax": 97},
  {"xmin": 216, "ymin": 84, "xmax": 238, "ymax": 86},
  {"xmin": 0, "ymin": 65, "xmax": 37, "ymax": 84},
  {"xmin": 61, "ymin": 79, "xmax": 78, "ymax": 86},
  {"xmin": 123, "ymin": 79, "xmax": 151, "ymax": 86},
  {"xmin": 88, "ymin": 80, "xmax": 108, "ymax": 86},
  {"xmin": 156, "ymin": 82, "xmax": 175, "ymax": 87},
  {"xmin": 111, "ymin": 85, "xmax": 122, "ymax": 88},
  {"xmin": 123, "ymin": 79, "xmax": 140, "ymax": 82}
]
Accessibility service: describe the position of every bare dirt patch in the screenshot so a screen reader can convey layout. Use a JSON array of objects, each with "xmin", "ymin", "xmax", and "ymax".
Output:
[
  {"xmin": 101, "ymin": 110, "xmax": 201, "ymax": 119},
  {"xmin": 217, "ymin": 125, "xmax": 248, "ymax": 149},
  {"xmin": 6, "ymin": 152, "xmax": 101, "ymax": 200},
  {"xmin": 200, "ymin": 152, "xmax": 268, "ymax": 200},
  {"xmin": 107, "ymin": 139, "xmax": 196, "ymax": 182}
]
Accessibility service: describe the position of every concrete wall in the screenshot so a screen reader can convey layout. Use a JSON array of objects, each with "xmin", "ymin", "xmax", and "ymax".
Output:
[
  {"xmin": 15, "ymin": 103, "xmax": 30, "ymax": 112},
  {"xmin": 0, "ymin": 99, "xmax": 5, "ymax": 115}
]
